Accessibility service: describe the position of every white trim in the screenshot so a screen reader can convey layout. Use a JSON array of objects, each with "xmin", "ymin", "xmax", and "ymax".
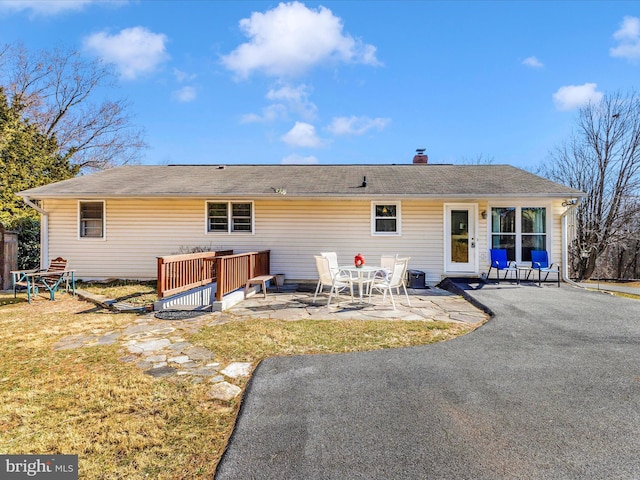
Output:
[
  {"xmin": 444, "ymin": 203, "xmax": 478, "ymax": 274},
  {"xmin": 205, "ymin": 200, "xmax": 255, "ymax": 235},
  {"xmin": 77, "ymin": 200, "xmax": 106, "ymax": 241},
  {"xmin": 370, "ymin": 201, "xmax": 401, "ymax": 236},
  {"xmin": 487, "ymin": 201, "xmax": 553, "ymax": 264}
]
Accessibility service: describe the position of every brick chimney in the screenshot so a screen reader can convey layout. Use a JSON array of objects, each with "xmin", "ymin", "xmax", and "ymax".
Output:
[{"xmin": 413, "ymin": 148, "xmax": 428, "ymax": 164}]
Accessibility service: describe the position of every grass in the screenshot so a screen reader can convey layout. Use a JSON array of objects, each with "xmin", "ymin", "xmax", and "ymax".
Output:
[
  {"xmin": 76, "ymin": 280, "xmax": 158, "ymax": 306},
  {"xmin": 0, "ymin": 286, "xmax": 475, "ymax": 479}
]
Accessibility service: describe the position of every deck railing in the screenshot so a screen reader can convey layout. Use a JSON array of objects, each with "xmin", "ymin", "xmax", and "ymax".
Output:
[
  {"xmin": 215, "ymin": 250, "xmax": 271, "ymax": 301},
  {"xmin": 157, "ymin": 250, "xmax": 233, "ymax": 298},
  {"xmin": 157, "ymin": 249, "xmax": 271, "ymax": 302}
]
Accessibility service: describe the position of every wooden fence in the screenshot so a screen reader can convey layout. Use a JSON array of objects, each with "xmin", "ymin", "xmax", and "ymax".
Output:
[
  {"xmin": 157, "ymin": 250, "xmax": 233, "ymax": 298},
  {"xmin": 157, "ymin": 249, "xmax": 271, "ymax": 302}
]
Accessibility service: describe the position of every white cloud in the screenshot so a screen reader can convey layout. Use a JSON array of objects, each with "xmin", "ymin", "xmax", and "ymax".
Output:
[
  {"xmin": 281, "ymin": 153, "xmax": 319, "ymax": 164},
  {"xmin": 553, "ymin": 83, "xmax": 603, "ymax": 111},
  {"xmin": 221, "ymin": 1, "xmax": 380, "ymax": 79},
  {"xmin": 241, "ymin": 83, "xmax": 316, "ymax": 123},
  {"xmin": 522, "ymin": 56, "xmax": 544, "ymax": 68},
  {"xmin": 83, "ymin": 26, "xmax": 169, "ymax": 80},
  {"xmin": 267, "ymin": 83, "xmax": 317, "ymax": 119},
  {"xmin": 241, "ymin": 104, "xmax": 287, "ymax": 123},
  {"xmin": 326, "ymin": 116, "xmax": 390, "ymax": 136},
  {"xmin": 281, "ymin": 122, "xmax": 322, "ymax": 148},
  {"xmin": 0, "ymin": 0, "xmax": 100, "ymax": 15},
  {"xmin": 267, "ymin": 83, "xmax": 309, "ymax": 102},
  {"xmin": 173, "ymin": 86, "xmax": 196, "ymax": 103},
  {"xmin": 173, "ymin": 68, "xmax": 196, "ymax": 83},
  {"xmin": 610, "ymin": 16, "xmax": 640, "ymax": 62}
]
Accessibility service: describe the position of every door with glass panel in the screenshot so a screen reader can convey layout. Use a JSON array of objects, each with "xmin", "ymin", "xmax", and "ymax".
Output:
[{"xmin": 445, "ymin": 204, "xmax": 477, "ymax": 272}]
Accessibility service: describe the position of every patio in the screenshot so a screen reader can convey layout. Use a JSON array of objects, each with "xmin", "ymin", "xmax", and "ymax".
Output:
[{"xmin": 228, "ymin": 283, "xmax": 488, "ymax": 325}]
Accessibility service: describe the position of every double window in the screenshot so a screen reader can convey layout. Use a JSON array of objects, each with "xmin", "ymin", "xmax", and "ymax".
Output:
[
  {"xmin": 491, "ymin": 206, "xmax": 547, "ymax": 262},
  {"xmin": 207, "ymin": 202, "xmax": 253, "ymax": 233},
  {"xmin": 372, "ymin": 202, "xmax": 400, "ymax": 235},
  {"xmin": 79, "ymin": 201, "xmax": 105, "ymax": 239}
]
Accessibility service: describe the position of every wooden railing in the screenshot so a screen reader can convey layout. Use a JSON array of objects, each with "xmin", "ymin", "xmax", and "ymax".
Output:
[
  {"xmin": 157, "ymin": 250, "xmax": 233, "ymax": 298},
  {"xmin": 157, "ymin": 249, "xmax": 271, "ymax": 302},
  {"xmin": 215, "ymin": 250, "xmax": 271, "ymax": 301}
]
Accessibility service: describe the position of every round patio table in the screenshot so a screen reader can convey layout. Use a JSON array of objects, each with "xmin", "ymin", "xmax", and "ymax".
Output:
[{"xmin": 338, "ymin": 265, "xmax": 380, "ymax": 303}]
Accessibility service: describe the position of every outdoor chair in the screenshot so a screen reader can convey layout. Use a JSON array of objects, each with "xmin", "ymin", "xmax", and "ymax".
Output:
[
  {"xmin": 320, "ymin": 251, "xmax": 340, "ymax": 276},
  {"xmin": 313, "ymin": 256, "xmax": 353, "ymax": 306},
  {"xmin": 11, "ymin": 257, "xmax": 75, "ymax": 303},
  {"xmin": 488, "ymin": 249, "xmax": 519, "ymax": 284},
  {"xmin": 527, "ymin": 250, "xmax": 560, "ymax": 287},
  {"xmin": 368, "ymin": 257, "xmax": 411, "ymax": 310}
]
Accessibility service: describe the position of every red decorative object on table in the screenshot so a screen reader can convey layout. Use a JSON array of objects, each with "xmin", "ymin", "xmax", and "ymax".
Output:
[{"xmin": 354, "ymin": 253, "xmax": 365, "ymax": 268}]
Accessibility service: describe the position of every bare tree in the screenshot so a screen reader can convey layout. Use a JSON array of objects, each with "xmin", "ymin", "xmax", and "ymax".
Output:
[
  {"xmin": 542, "ymin": 91, "xmax": 640, "ymax": 280},
  {"xmin": 456, "ymin": 153, "xmax": 495, "ymax": 165},
  {"xmin": 0, "ymin": 44, "xmax": 146, "ymax": 171}
]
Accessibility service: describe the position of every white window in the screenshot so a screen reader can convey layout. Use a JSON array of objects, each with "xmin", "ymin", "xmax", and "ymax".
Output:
[
  {"xmin": 207, "ymin": 201, "xmax": 253, "ymax": 233},
  {"xmin": 79, "ymin": 201, "xmax": 105, "ymax": 239},
  {"xmin": 490, "ymin": 206, "xmax": 548, "ymax": 262},
  {"xmin": 372, "ymin": 202, "xmax": 400, "ymax": 235}
]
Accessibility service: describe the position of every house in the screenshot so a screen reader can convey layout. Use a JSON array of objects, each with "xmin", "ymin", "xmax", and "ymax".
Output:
[{"xmin": 18, "ymin": 154, "xmax": 583, "ymax": 286}]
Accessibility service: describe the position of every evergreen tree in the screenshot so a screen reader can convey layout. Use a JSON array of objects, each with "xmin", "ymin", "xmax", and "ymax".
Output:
[{"xmin": 0, "ymin": 88, "xmax": 78, "ymax": 268}]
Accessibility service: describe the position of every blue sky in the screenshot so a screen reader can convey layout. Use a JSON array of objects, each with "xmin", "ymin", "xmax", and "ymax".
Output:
[{"xmin": 1, "ymin": 1, "xmax": 639, "ymax": 170}]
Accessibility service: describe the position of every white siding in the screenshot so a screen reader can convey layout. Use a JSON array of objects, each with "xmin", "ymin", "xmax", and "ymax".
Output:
[{"xmin": 42, "ymin": 197, "xmax": 564, "ymax": 281}]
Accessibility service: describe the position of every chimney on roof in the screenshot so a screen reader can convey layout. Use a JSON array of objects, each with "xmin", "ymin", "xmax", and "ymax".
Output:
[{"xmin": 413, "ymin": 148, "xmax": 428, "ymax": 164}]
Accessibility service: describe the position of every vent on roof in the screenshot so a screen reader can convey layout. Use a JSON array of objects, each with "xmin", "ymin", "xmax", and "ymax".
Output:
[
  {"xmin": 413, "ymin": 148, "xmax": 428, "ymax": 164},
  {"xmin": 217, "ymin": 165, "xmax": 225, "ymax": 169}
]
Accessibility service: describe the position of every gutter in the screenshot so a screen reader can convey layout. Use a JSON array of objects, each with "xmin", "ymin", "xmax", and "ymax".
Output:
[
  {"xmin": 560, "ymin": 197, "xmax": 584, "ymax": 288},
  {"xmin": 19, "ymin": 195, "xmax": 49, "ymax": 269}
]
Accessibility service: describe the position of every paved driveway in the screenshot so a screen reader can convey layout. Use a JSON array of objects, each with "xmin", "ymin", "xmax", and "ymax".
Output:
[{"xmin": 215, "ymin": 284, "xmax": 640, "ymax": 479}]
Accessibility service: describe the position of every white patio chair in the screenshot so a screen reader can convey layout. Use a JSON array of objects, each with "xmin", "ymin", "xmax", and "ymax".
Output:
[
  {"xmin": 368, "ymin": 257, "xmax": 411, "ymax": 310},
  {"xmin": 313, "ymin": 256, "xmax": 353, "ymax": 305},
  {"xmin": 371, "ymin": 254, "xmax": 398, "ymax": 296},
  {"xmin": 326, "ymin": 266, "xmax": 355, "ymax": 307},
  {"xmin": 320, "ymin": 251, "xmax": 340, "ymax": 276},
  {"xmin": 380, "ymin": 255, "xmax": 397, "ymax": 271}
]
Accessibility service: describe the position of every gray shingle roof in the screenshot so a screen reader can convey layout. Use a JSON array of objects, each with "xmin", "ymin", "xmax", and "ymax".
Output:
[{"xmin": 19, "ymin": 164, "xmax": 584, "ymax": 198}]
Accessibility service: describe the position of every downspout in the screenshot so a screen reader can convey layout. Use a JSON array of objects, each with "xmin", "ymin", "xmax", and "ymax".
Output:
[
  {"xmin": 560, "ymin": 198, "xmax": 583, "ymax": 288},
  {"xmin": 20, "ymin": 196, "xmax": 49, "ymax": 269}
]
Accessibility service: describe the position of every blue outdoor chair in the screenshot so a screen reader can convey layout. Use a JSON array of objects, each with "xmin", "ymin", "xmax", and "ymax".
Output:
[
  {"xmin": 488, "ymin": 249, "xmax": 519, "ymax": 284},
  {"xmin": 527, "ymin": 250, "xmax": 560, "ymax": 287}
]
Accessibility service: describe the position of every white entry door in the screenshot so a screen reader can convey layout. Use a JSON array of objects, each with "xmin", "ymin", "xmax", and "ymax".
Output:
[{"xmin": 445, "ymin": 204, "xmax": 478, "ymax": 273}]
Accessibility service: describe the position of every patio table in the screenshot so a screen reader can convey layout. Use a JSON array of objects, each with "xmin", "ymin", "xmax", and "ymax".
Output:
[
  {"xmin": 338, "ymin": 265, "xmax": 380, "ymax": 303},
  {"xmin": 11, "ymin": 270, "xmax": 76, "ymax": 302}
]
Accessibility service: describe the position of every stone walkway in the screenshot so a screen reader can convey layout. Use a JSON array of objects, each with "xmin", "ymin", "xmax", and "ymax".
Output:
[{"xmin": 53, "ymin": 285, "xmax": 487, "ymax": 401}]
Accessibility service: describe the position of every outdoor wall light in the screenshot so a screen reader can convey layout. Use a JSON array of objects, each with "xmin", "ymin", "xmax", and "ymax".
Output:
[{"xmin": 481, "ymin": 210, "xmax": 487, "ymax": 219}]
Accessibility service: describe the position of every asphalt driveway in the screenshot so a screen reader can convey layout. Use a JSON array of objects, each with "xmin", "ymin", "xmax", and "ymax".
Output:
[{"xmin": 215, "ymin": 283, "xmax": 640, "ymax": 479}]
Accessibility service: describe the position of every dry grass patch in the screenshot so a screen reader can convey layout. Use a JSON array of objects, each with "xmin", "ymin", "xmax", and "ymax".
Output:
[
  {"xmin": 76, "ymin": 280, "xmax": 157, "ymax": 306},
  {"xmin": 0, "ymin": 290, "xmax": 475, "ymax": 479},
  {"xmin": 194, "ymin": 319, "xmax": 472, "ymax": 365},
  {"xmin": 0, "ymin": 293, "xmax": 233, "ymax": 479}
]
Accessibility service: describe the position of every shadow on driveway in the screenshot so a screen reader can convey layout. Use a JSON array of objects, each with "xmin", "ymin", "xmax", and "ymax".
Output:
[{"xmin": 215, "ymin": 283, "xmax": 640, "ymax": 479}]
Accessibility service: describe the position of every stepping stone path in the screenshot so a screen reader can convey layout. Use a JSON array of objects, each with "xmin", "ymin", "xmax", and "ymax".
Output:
[
  {"xmin": 57, "ymin": 286, "xmax": 487, "ymax": 402},
  {"xmin": 53, "ymin": 310, "xmax": 252, "ymax": 401}
]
